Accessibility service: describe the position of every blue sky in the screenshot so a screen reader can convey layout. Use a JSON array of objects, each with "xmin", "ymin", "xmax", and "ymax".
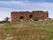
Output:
[{"xmin": 0, "ymin": 0, "xmax": 53, "ymax": 21}]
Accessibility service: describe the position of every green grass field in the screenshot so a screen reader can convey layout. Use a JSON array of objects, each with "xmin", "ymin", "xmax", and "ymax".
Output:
[{"xmin": 0, "ymin": 19, "xmax": 53, "ymax": 40}]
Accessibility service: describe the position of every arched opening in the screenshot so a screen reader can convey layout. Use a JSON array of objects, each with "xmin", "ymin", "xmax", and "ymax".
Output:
[
  {"xmin": 20, "ymin": 16, "xmax": 24, "ymax": 19},
  {"xmin": 29, "ymin": 14, "xmax": 33, "ymax": 18}
]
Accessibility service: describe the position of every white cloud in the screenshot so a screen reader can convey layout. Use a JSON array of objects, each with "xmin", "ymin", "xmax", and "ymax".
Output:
[
  {"xmin": 0, "ymin": 1, "xmax": 53, "ymax": 21},
  {"xmin": 0, "ymin": 7, "xmax": 31, "ymax": 21}
]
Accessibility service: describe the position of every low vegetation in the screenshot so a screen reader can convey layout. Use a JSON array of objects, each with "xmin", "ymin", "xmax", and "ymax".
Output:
[{"xmin": 0, "ymin": 19, "xmax": 53, "ymax": 40}]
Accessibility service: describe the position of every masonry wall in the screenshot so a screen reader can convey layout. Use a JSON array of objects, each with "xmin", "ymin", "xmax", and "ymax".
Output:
[
  {"xmin": 11, "ymin": 11, "xmax": 48, "ymax": 22},
  {"xmin": 32, "ymin": 11, "xmax": 48, "ymax": 19}
]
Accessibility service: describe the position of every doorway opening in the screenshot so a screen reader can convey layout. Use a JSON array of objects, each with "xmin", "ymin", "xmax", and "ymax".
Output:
[
  {"xmin": 29, "ymin": 14, "xmax": 33, "ymax": 18},
  {"xmin": 20, "ymin": 16, "xmax": 24, "ymax": 19}
]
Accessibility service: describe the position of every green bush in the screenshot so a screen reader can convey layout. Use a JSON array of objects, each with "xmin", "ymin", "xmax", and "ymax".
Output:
[
  {"xmin": 34, "ymin": 19, "xmax": 39, "ymax": 21},
  {"xmin": 0, "ymin": 21, "xmax": 10, "ymax": 24}
]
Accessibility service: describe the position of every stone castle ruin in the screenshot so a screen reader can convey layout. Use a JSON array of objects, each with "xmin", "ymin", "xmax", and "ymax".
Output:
[{"xmin": 11, "ymin": 11, "xmax": 48, "ymax": 22}]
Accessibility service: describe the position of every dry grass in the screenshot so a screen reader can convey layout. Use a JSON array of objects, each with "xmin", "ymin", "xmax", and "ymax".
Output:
[{"xmin": 0, "ymin": 19, "xmax": 53, "ymax": 40}]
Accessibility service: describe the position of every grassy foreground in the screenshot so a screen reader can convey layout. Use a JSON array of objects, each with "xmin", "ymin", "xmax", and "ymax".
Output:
[{"xmin": 0, "ymin": 19, "xmax": 53, "ymax": 40}]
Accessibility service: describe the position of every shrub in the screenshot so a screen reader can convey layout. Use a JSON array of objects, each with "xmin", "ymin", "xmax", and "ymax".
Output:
[{"xmin": 34, "ymin": 19, "xmax": 39, "ymax": 21}]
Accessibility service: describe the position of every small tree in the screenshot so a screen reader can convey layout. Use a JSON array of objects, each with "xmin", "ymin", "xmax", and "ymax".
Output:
[{"xmin": 4, "ymin": 17, "xmax": 9, "ymax": 22}]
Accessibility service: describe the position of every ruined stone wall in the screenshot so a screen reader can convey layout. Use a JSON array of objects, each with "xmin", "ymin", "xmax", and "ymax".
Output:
[
  {"xmin": 11, "ymin": 11, "xmax": 48, "ymax": 22},
  {"xmin": 11, "ymin": 11, "xmax": 31, "ymax": 22},
  {"xmin": 32, "ymin": 11, "xmax": 48, "ymax": 19}
]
